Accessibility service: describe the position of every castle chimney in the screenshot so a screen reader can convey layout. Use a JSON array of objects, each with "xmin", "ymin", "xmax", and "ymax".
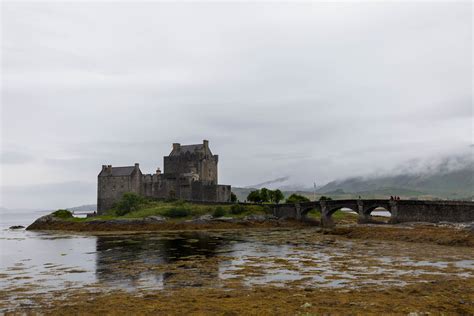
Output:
[
  {"xmin": 134, "ymin": 163, "xmax": 139, "ymax": 169},
  {"xmin": 173, "ymin": 143, "xmax": 181, "ymax": 151},
  {"xmin": 102, "ymin": 165, "xmax": 107, "ymax": 171},
  {"xmin": 203, "ymin": 139, "xmax": 209, "ymax": 149},
  {"xmin": 156, "ymin": 168, "xmax": 161, "ymax": 175}
]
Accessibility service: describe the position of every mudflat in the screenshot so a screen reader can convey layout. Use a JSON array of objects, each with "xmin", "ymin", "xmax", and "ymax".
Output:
[{"xmin": 2, "ymin": 222, "xmax": 473, "ymax": 315}]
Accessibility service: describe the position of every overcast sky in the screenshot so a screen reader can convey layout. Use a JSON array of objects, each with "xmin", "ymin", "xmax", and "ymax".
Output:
[{"xmin": 1, "ymin": 1, "xmax": 472, "ymax": 209}]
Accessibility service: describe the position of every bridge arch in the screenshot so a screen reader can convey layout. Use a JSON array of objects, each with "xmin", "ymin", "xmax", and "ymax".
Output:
[
  {"xmin": 363, "ymin": 205, "xmax": 391, "ymax": 215},
  {"xmin": 300, "ymin": 205, "xmax": 320, "ymax": 219},
  {"xmin": 361, "ymin": 204, "xmax": 392, "ymax": 224}
]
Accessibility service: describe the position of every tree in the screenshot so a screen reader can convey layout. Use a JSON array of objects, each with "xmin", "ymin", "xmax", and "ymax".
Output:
[
  {"xmin": 260, "ymin": 188, "xmax": 270, "ymax": 203},
  {"xmin": 247, "ymin": 190, "xmax": 262, "ymax": 203},
  {"xmin": 270, "ymin": 189, "xmax": 284, "ymax": 204},
  {"xmin": 319, "ymin": 196, "xmax": 332, "ymax": 201},
  {"xmin": 230, "ymin": 192, "xmax": 238, "ymax": 203},
  {"xmin": 115, "ymin": 192, "xmax": 145, "ymax": 216},
  {"xmin": 285, "ymin": 193, "xmax": 310, "ymax": 203}
]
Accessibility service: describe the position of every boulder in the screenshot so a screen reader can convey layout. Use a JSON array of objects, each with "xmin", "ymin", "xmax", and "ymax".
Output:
[
  {"xmin": 244, "ymin": 214, "xmax": 278, "ymax": 222},
  {"xmin": 243, "ymin": 214, "xmax": 267, "ymax": 222},
  {"xmin": 212, "ymin": 216, "xmax": 236, "ymax": 222},
  {"xmin": 184, "ymin": 214, "xmax": 214, "ymax": 224},
  {"xmin": 198, "ymin": 214, "xmax": 213, "ymax": 221},
  {"xmin": 144, "ymin": 215, "xmax": 167, "ymax": 223},
  {"xmin": 26, "ymin": 214, "xmax": 59, "ymax": 230},
  {"xmin": 9, "ymin": 225, "xmax": 25, "ymax": 229}
]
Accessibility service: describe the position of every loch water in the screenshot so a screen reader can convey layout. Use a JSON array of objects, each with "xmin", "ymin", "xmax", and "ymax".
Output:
[{"xmin": 1, "ymin": 210, "xmax": 473, "ymax": 311}]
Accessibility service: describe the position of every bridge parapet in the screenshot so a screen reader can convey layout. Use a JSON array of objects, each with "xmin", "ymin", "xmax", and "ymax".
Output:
[{"xmin": 270, "ymin": 199, "xmax": 474, "ymax": 227}]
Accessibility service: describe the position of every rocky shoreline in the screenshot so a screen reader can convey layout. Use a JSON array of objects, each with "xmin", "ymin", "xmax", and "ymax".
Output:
[
  {"xmin": 25, "ymin": 213, "xmax": 474, "ymax": 247},
  {"xmin": 26, "ymin": 213, "xmax": 315, "ymax": 232}
]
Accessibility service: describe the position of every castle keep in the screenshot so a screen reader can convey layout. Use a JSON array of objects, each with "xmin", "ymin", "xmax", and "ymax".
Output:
[{"xmin": 97, "ymin": 140, "xmax": 231, "ymax": 213}]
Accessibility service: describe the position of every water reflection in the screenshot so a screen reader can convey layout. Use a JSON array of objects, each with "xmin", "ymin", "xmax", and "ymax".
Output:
[
  {"xmin": 2, "ymin": 228, "xmax": 473, "ymax": 299},
  {"xmin": 95, "ymin": 232, "xmax": 229, "ymax": 289}
]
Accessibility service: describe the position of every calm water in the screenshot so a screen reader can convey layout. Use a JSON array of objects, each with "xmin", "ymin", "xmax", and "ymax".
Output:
[{"xmin": 1, "ymin": 210, "xmax": 473, "ymax": 311}]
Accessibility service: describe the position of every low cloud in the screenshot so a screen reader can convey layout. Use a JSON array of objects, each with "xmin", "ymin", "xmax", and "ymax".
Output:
[
  {"xmin": 1, "ymin": 150, "xmax": 35, "ymax": 164},
  {"xmin": 1, "ymin": 2, "xmax": 472, "ymax": 208}
]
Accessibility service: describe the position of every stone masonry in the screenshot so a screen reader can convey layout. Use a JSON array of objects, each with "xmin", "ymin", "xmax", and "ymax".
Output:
[{"xmin": 97, "ymin": 140, "xmax": 231, "ymax": 213}]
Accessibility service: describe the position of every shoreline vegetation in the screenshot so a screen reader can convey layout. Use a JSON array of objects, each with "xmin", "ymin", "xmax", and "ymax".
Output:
[
  {"xmin": 25, "ymin": 198, "xmax": 474, "ymax": 247},
  {"xmin": 26, "ymin": 199, "xmax": 319, "ymax": 232},
  {"xmin": 9, "ymin": 278, "xmax": 474, "ymax": 315}
]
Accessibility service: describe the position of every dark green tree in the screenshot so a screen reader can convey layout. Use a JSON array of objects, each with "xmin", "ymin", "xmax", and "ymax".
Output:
[
  {"xmin": 247, "ymin": 190, "xmax": 262, "ymax": 203},
  {"xmin": 285, "ymin": 193, "xmax": 310, "ymax": 203},
  {"xmin": 260, "ymin": 188, "xmax": 270, "ymax": 203},
  {"xmin": 319, "ymin": 196, "xmax": 333, "ymax": 201},
  {"xmin": 270, "ymin": 189, "xmax": 284, "ymax": 204}
]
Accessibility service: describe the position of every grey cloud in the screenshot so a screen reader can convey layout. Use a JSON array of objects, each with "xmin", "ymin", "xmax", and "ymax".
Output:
[
  {"xmin": 1, "ymin": 1, "xmax": 472, "ymax": 207},
  {"xmin": 1, "ymin": 150, "xmax": 35, "ymax": 164},
  {"xmin": 1, "ymin": 181, "xmax": 95, "ymax": 209}
]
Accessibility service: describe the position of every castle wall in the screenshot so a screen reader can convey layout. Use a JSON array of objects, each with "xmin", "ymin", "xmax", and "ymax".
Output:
[
  {"xmin": 190, "ymin": 182, "xmax": 231, "ymax": 202},
  {"xmin": 199, "ymin": 156, "xmax": 218, "ymax": 184},
  {"xmin": 164, "ymin": 153, "xmax": 218, "ymax": 184},
  {"xmin": 217, "ymin": 185, "xmax": 231, "ymax": 202},
  {"xmin": 97, "ymin": 168, "xmax": 142, "ymax": 214},
  {"xmin": 98, "ymin": 141, "xmax": 231, "ymax": 212}
]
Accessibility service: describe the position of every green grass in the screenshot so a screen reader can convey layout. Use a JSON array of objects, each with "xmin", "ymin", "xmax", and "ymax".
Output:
[
  {"xmin": 52, "ymin": 209, "xmax": 73, "ymax": 219},
  {"xmin": 305, "ymin": 208, "xmax": 358, "ymax": 220},
  {"xmin": 64, "ymin": 201, "xmax": 269, "ymax": 222}
]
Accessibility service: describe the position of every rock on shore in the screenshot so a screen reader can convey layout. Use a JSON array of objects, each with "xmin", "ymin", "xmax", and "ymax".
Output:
[{"xmin": 26, "ymin": 213, "xmax": 306, "ymax": 232}]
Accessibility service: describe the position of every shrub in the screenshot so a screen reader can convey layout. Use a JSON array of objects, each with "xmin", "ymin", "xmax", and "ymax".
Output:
[
  {"xmin": 52, "ymin": 209, "xmax": 73, "ymax": 219},
  {"xmin": 285, "ymin": 193, "xmax": 310, "ymax": 203},
  {"xmin": 230, "ymin": 204, "xmax": 247, "ymax": 215},
  {"xmin": 263, "ymin": 205, "xmax": 273, "ymax": 214},
  {"xmin": 115, "ymin": 192, "xmax": 145, "ymax": 216},
  {"xmin": 212, "ymin": 206, "xmax": 226, "ymax": 218},
  {"xmin": 164, "ymin": 206, "xmax": 191, "ymax": 218}
]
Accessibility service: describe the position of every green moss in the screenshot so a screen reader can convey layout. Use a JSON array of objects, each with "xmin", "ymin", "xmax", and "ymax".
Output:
[
  {"xmin": 306, "ymin": 209, "xmax": 358, "ymax": 220},
  {"xmin": 52, "ymin": 209, "xmax": 73, "ymax": 219}
]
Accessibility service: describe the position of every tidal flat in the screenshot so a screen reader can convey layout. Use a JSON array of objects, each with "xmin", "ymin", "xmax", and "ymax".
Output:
[{"xmin": 1, "ymin": 224, "xmax": 473, "ymax": 314}]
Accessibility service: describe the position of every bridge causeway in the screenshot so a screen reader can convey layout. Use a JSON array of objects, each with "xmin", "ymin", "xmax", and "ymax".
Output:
[{"xmin": 270, "ymin": 199, "xmax": 474, "ymax": 227}]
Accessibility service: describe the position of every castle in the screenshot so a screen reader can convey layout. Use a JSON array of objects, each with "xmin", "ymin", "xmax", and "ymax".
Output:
[{"xmin": 97, "ymin": 140, "xmax": 231, "ymax": 213}]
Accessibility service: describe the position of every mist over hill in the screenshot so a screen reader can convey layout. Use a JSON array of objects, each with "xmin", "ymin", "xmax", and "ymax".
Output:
[
  {"xmin": 317, "ymin": 154, "xmax": 473, "ymax": 199},
  {"xmin": 317, "ymin": 165, "xmax": 473, "ymax": 200},
  {"xmin": 238, "ymin": 154, "xmax": 473, "ymax": 201}
]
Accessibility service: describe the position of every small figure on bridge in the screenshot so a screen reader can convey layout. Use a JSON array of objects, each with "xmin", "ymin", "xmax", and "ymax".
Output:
[{"xmin": 390, "ymin": 196, "xmax": 394, "ymax": 200}]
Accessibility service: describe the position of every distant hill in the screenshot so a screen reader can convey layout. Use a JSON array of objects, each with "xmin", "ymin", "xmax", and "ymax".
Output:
[
  {"xmin": 67, "ymin": 204, "xmax": 97, "ymax": 212},
  {"xmin": 317, "ymin": 165, "xmax": 473, "ymax": 200},
  {"xmin": 234, "ymin": 159, "xmax": 473, "ymax": 201}
]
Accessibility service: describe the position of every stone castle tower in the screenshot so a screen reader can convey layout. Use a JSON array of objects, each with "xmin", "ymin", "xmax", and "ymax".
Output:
[{"xmin": 97, "ymin": 140, "xmax": 231, "ymax": 213}]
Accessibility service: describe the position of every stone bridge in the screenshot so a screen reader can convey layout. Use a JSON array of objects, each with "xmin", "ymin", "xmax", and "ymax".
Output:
[{"xmin": 270, "ymin": 199, "xmax": 474, "ymax": 227}]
